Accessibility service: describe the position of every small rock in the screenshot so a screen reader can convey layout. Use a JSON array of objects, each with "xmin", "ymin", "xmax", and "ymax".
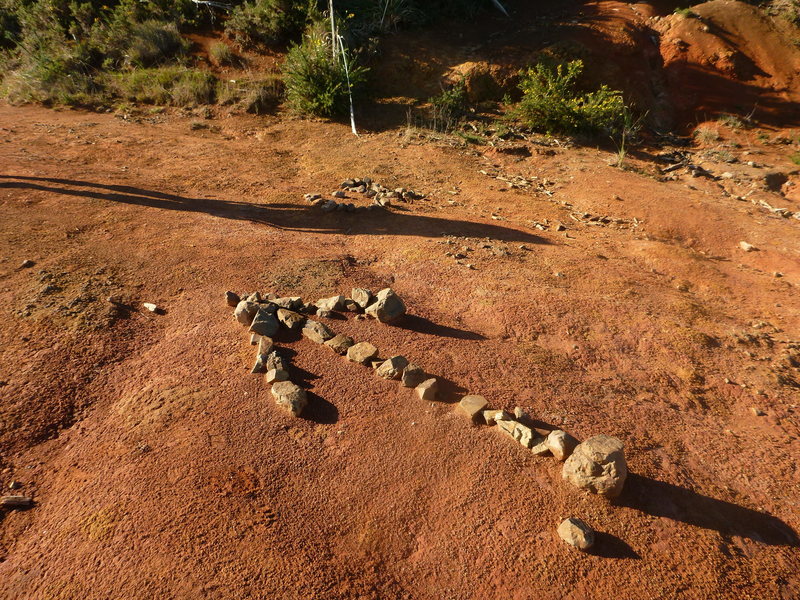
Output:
[
  {"xmin": 545, "ymin": 430, "xmax": 579, "ymax": 461},
  {"xmin": 531, "ymin": 438, "xmax": 552, "ymax": 456},
  {"xmin": 317, "ymin": 295, "xmax": 346, "ymax": 311},
  {"xmin": 365, "ymin": 288, "xmax": 406, "ymax": 323},
  {"xmin": 20, "ymin": 260, "xmax": 35, "ymax": 269},
  {"xmin": 751, "ymin": 407, "xmax": 765, "ymax": 416},
  {"xmin": 247, "ymin": 292, "xmax": 262, "ymax": 303},
  {"xmin": 266, "ymin": 368, "xmax": 290, "ymax": 383},
  {"xmin": 225, "ymin": 291, "xmax": 240, "ymax": 307},
  {"xmin": 325, "ymin": 334, "xmax": 355, "ymax": 355},
  {"xmin": 277, "ymin": 308, "xmax": 305, "ymax": 330},
  {"xmin": 249, "ymin": 306, "xmax": 280, "ymax": 337},
  {"xmin": 351, "ymin": 288, "xmax": 373, "ymax": 309},
  {"xmin": 370, "ymin": 360, "xmax": 384, "ymax": 369},
  {"xmin": 264, "ymin": 350, "xmax": 286, "ymax": 371},
  {"xmin": 482, "ymin": 409, "xmax": 512, "ymax": 426},
  {"xmin": 252, "ymin": 354, "xmax": 267, "ymax": 374},
  {"xmin": 302, "ymin": 320, "xmax": 335, "ymax": 343},
  {"xmin": 401, "ymin": 364, "xmax": 426, "ymax": 388},
  {"xmin": 143, "ymin": 302, "xmax": 159, "ymax": 313},
  {"xmin": 416, "ymin": 378, "xmax": 438, "ymax": 401},
  {"xmin": 347, "ymin": 342, "xmax": 378, "ymax": 364},
  {"xmin": 457, "ymin": 395, "xmax": 488, "ymax": 423},
  {"xmin": 8, "ymin": 481, "xmax": 21, "ymax": 490},
  {"xmin": 258, "ymin": 336, "xmax": 274, "ymax": 356},
  {"xmin": 376, "ymin": 356, "xmax": 409, "ymax": 380},
  {"xmin": 343, "ymin": 299, "xmax": 360, "ymax": 312},
  {"xmin": 304, "ymin": 193, "xmax": 322, "ymax": 202},
  {"xmin": 321, "ymin": 200, "xmax": 337, "ymax": 212},
  {"xmin": 332, "ymin": 190, "xmax": 346, "ymax": 199},
  {"xmin": 273, "ymin": 297, "xmax": 304, "ymax": 310},
  {"xmin": 316, "ymin": 309, "xmax": 335, "ymax": 319},
  {"xmin": 557, "ymin": 517, "xmax": 595, "ymax": 551},
  {"xmin": 562, "ymin": 435, "xmax": 627, "ymax": 498},
  {"xmin": 0, "ymin": 496, "xmax": 34, "ymax": 509},
  {"xmin": 250, "ymin": 333, "xmax": 261, "ymax": 345},
  {"xmin": 513, "ymin": 406, "xmax": 526, "ymax": 420},
  {"xmin": 234, "ymin": 300, "xmax": 259, "ymax": 326},
  {"xmin": 271, "ymin": 381, "xmax": 308, "ymax": 417},
  {"xmin": 739, "ymin": 241, "xmax": 757, "ymax": 252}
]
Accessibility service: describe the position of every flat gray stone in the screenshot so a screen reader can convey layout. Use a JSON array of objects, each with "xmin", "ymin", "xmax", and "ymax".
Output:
[
  {"xmin": 557, "ymin": 517, "xmax": 595, "ymax": 551},
  {"xmin": 302, "ymin": 320, "xmax": 334, "ymax": 343},
  {"xmin": 316, "ymin": 295, "xmax": 346, "ymax": 311},
  {"xmin": 347, "ymin": 342, "xmax": 378, "ymax": 364},
  {"xmin": 376, "ymin": 356, "xmax": 409, "ymax": 380},
  {"xmin": 364, "ymin": 288, "xmax": 406, "ymax": 323},
  {"xmin": 351, "ymin": 288, "xmax": 373, "ymax": 309},
  {"xmin": 416, "ymin": 378, "xmax": 438, "ymax": 401},
  {"xmin": 273, "ymin": 297, "xmax": 304, "ymax": 310},
  {"xmin": 457, "ymin": 395, "xmax": 488, "ymax": 423},
  {"xmin": 401, "ymin": 364, "xmax": 425, "ymax": 388},
  {"xmin": 249, "ymin": 306, "xmax": 280, "ymax": 337},
  {"xmin": 324, "ymin": 334, "xmax": 354, "ymax": 355},
  {"xmin": 264, "ymin": 350, "xmax": 286, "ymax": 372},
  {"xmin": 562, "ymin": 435, "xmax": 627, "ymax": 498},
  {"xmin": 271, "ymin": 381, "xmax": 307, "ymax": 417},
  {"xmin": 258, "ymin": 336, "xmax": 274, "ymax": 356},
  {"xmin": 234, "ymin": 300, "xmax": 259, "ymax": 326},
  {"xmin": 277, "ymin": 308, "xmax": 305, "ymax": 330}
]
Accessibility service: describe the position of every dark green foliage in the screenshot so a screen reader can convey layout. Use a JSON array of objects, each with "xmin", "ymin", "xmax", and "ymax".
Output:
[
  {"xmin": 282, "ymin": 23, "xmax": 367, "ymax": 117},
  {"xmin": 127, "ymin": 21, "xmax": 187, "ymax": 67},
  {"xmin": 225, "ymin": 0, "xmax": 313, "ymax": 49},
  {"xmin": 516, "ymin": 59, "xmax": 632, "ymax": 137},
  {"xmin": 428, "ymin": 79, "xmax": 469, "ymax": 132}
]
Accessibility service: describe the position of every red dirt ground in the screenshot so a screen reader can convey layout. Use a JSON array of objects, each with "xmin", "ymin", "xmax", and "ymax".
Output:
[{"xmin": 1, "ymin": 1, "xmax": 800, "ymax": 598}]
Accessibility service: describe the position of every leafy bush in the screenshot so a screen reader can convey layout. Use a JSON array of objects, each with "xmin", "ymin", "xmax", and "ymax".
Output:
[
  {"xmin": 428, "ymin": 79, "xmax": 469, "ymax": 132},
  {"xmin": 107, "ymin": 67, "xmax": 216, "ymax": 105},
  {"xmin": 516, "ymin": 59, "xmax": 631, "ymax": 137},
  {"xmin": 282, "ymin": 23, "xmax": 367, "ymax": 117},
  {"xmin": 225, "ymin": 0, "xmax": 311, "ymax": 49},
  {"xmin": 127, "ymin": 21, "xmax": 187, "ymax": 67},
  {"xmin": 209, "ymin": 41, "xmax": 237, "ymax": 66}
]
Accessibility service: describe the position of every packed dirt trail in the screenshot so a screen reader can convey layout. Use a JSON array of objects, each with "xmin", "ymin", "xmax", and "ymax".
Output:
[{"xmin": 0, "ymin": 102, "xmax": 799, "ymax": 599}]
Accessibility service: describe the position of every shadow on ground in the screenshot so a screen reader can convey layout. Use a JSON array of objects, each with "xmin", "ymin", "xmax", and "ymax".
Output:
[
  {"xmin": 617, "ymin": 473, "xmax": 800, "ymax": 547},
  {"xmin": 0, "ymin": 175, "xmax": 546, "ymax": 244}
]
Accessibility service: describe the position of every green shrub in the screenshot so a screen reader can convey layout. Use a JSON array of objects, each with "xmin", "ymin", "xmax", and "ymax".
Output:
[
  {"xmin": 516, "ymin": 59, "xmax": 631, "ymax": 137},
  {"xmin": 428, "ymin": 79, "xmax": 469, "ymax": 132},
  {"xmin": 790, "ymin": 152, "xmax": 800, "ymax": 165},
  {"xmin": 217, "ymin": 76, "xmax": 284, "ymax": 113},
  {"xmin": 127, "ymin": 21, "xmax": 187, "ymax": 67},
  {"xmin": 282, "ymin": 23, "xmax": 367, "ymax": 117},
  {"xmin": 209, "ymin": 41, "xmax": 236, "ymax": 66},
  {"xmin": 107, "ymin": 67, "xmax": 216, "ymax": 105},
  {"xmin": 225, "ymin": 0, "xmax": 311, "ymax": 49}
]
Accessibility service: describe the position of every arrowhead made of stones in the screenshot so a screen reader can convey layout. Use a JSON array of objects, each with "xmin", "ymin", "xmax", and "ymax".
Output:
[
  {"xmin": 364, "ymin": 288, "xmax": 406, "ymax": 323},
  {"xmin": 562, "ymin": 435, "xmax": 627, "ymax": 498},
  {"xmin": 225, "ymin": 291, "xmax": 241, "ymax": 307},
  {"xmin": 401, "ymin": 364, "xmax": 425, "ymax": 388},
  {"xmin": 457, "ymin": 395, "xmax": 488, "ymax": 423},
  {"xmin": 271, "ymin": 381, "xmax": 308, "ymax": 417},
  {"xmin": 557, "ymin": 517, "xmax": 595, "ymax": 551},
  {"xmin": 302, "ymin": 320, "xmax": 334, "ymax": 343},
  {"xmin": 277, "ymin": 308, "xmax": 305, "ymax": 330},
  {"xmin": 351, "ymin": 288, "xmax": 373, "ymax": 309},
  {"xmin": 347, "ymin": 342, "xmax": 378, "ymax": 364},
  {"xmin": 546, "ymin": 430, "xmax": 579, "ymax": 461},
  {"xmin": 416, "ymin": 378, "xmax": 438, "ymax": 401},
  {"xmin": 376, "ymin": 356, "xmax": 409, "ymax": 380},
  {"xmin": 249, "ymin": 306, "xmax": 280, "ymax": 337},
  {"xmin": 316, "ymin": 295, "xmax": 346, "ymax": 312},
  {"xmin": 324, "ymin": 334, "xmax": 354, "ymax": 355}
]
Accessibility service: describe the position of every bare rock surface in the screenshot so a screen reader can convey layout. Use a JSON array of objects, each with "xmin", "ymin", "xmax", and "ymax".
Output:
[{"xmin": 562, "ymin": 435, "xmax": 628, "ymax": 498}]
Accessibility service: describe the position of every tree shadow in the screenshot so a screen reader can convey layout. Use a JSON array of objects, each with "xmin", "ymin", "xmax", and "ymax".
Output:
[
  {"xmin": 0, "ymin": 175, "xmax": 547, "ymax": 244},
  {"xmin": 588, "ymin": 531, "xmax": 641, "ymax": 560},
  {"xmin": 616, "ymin": 473, "xmax": 799, "ymax": 547},
  {"xmin": 392, "ymin": 314, "xmax": 486, "ymax": 341}
]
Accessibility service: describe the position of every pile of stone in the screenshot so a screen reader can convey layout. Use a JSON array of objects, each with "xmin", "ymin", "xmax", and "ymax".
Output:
[
  {"xmin": 227, "ymin": 286, "xmax": 414, "ymax": 417},
  {"xmin": 303, "ymin": 177, "xmax": 426, "ymax": 213}
]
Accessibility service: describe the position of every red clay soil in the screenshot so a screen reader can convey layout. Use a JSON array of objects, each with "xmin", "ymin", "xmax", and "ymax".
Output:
[{"xmin": 0, "ymin": 97, "xmax": 799, "ymax": 599}]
